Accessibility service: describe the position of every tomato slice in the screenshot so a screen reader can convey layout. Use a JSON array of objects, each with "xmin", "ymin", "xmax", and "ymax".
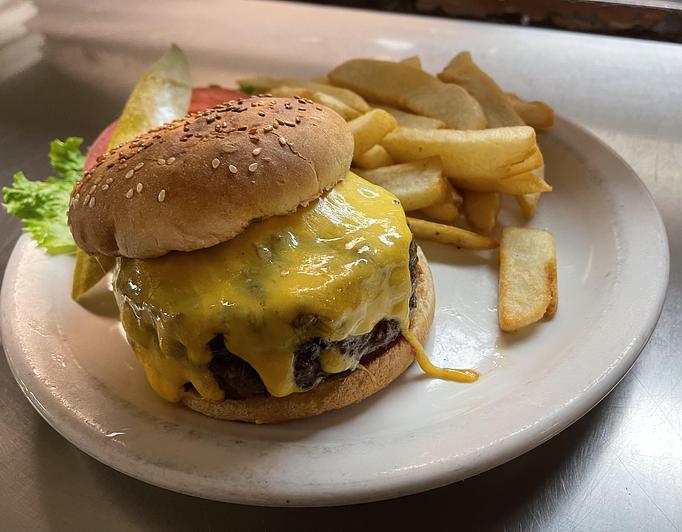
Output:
[{"xmin": 84, "ymin": 87, "xmax": 246, "ymax": 170}]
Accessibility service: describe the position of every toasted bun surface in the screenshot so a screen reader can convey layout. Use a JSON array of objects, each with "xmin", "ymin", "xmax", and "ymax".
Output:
[
  {"xmin": 68, "ymin": 97, "xmax": 353, "ymax": 258},
  {"xmin": 182, "ymin": 247, "xmax": 435, "ymax": 424}
]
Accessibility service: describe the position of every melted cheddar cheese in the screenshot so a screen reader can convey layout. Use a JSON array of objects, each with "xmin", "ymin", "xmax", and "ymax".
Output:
[{"xmin": 114, "ymin": 172, "xmax": 413, "ymax": 401}]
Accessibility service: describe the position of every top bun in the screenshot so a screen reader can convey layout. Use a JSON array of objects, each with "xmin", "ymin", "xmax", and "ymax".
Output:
[{"xmin": 68, "ymin": 96, "xmax": 353, "ymax": 258}]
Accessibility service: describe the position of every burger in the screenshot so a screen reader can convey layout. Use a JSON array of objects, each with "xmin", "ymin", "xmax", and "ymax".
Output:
[{"xmin": 67, "ymin": 96, "xmax": 435, "ymax": 423}]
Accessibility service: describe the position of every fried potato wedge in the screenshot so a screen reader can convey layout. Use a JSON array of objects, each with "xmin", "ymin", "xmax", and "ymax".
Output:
[
  {"xmin": 439, "ymin": 51, "xmax": 524, "ymax": 128},
  {"xmin": 399, "ymin": 55, "xmax": 422, "ymax": 69},
  {"xmin": 348, "ymin": 109, "xmax": 398, "ymax": 158},
  {"xmin": 382, "ymin": 126, "xmax": 542, "ymax": 180},
  {"xmin": 328, "ymin": 59, "xmax": 487, "ymax": 129},
  {"xmin": 373, "ymin": 104, "xmax": 446, "ymax": 129},
  {"xmin": 354, "ymin": 157, "xmax": 448, "ymax": 211},
  {"xmin": 238, "ymin": 76, "xmax": 370, "ymax": 112},
  {"xmin": 461, "ymin": 191, "xmax": 500, "ymax": 234},
  {"xmin": 450, "ymin": 171, "xmax": 551, "ymax": 194},
  {"xmin": 515, "ymin": 166, "xmax": 546, "ymax": 219},
  {"xmin": 407, "ymin": 217, "xmax": 498, "ymax": 250},
  {"xmin": 417, "ymin": 202, "xmax": 460, "ymax": 225},
  {"xmin": 416, "ymin": 180, "xmax": 461, "ymax": 224},
  {"xmin": 352, "ymin": 144, "xmax": 394, "ymax": 169},
  {"xmin": 506, "ymin": 92, "xmax": 555, "ymax": 129},
  {"xmin": 270, "ymin": 86, "xmax": 360, "ymax": 120},
  {"xmin": 499, "ymin": 227, "xmax": 557, "ymax": 331}
]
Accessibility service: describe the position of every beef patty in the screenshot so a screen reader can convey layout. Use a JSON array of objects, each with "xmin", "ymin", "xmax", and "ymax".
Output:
[{"xmin": 206, "ymin": 239, "xmax": 418, "ymax": 399}]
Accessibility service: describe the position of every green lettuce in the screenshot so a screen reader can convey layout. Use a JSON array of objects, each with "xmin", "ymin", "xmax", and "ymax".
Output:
[{"xmin": 2, "ymin": 137, "xmax": 84, "ymax": 255}]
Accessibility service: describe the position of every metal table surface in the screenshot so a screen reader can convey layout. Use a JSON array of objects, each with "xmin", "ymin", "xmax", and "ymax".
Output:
[{"xmin": 0, "ymin": 1, "xmax": 680, "ymax": 530}]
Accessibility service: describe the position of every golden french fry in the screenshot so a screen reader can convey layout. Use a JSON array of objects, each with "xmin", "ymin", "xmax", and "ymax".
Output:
[
  {"xmin": 270, "ymin": 86, "xmax": 360, "ymax": 120},
  {"xmin": 439, "ymin": 52, "xmax": 524, "ymax": 128},
  {"xmin": 399, "ymin": 56, "xmax": 422, "ymax": 69},
  {"xmin": 407, "ymin": 217, "xmax": 498, "ymax": 250},
  {"xmin": 515, "ymin": 166, "xmax": 546, "ymax": 218},
  {"xmin": 450, "ymin": 171, "xmax": 551, "ymax": 194},
  {"xmin": 417, "ymin": 202, "xmax": 459, "ymax": 225},
  {"xmin": 354, "ymin": 157, "xmax": 448, "ymax": 211},
  {"xmin": 352, "ymin": 144, "xmax": 394, "ymax": 169},
  {"xmin": 499, "ymin": 227, "xmax": 557, "ymax": 331},
  {"xmin": 382, "ymin": 126, "xmax": 542, "ymax": 180},
  {"xmin": 348, "ymin": 109, "xmax": 398, "ymax": 158},
  {"xmin": 416, "ymin": 180, "xmax": 462, "ymax": 224},
  {"xmin": 462, "ymin": 191, "xmax": 500, "ymax": 234},
  {"xmin": 506, "ymin": 92, "xmax": 555, "ymax": 129},
  {"xmin": 328, "ymin": 59, "xmax": 487, "ymax": 129},
  {"xmin": 238, "ymin": 76, "xmax": 370, "ymax": 112},
  {"xmin": 373, "ymin": 105, "xmax": 446, "ymax": 129}
]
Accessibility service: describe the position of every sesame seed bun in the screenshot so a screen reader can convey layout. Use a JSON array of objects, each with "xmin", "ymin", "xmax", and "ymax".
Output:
[
  {"xmin": 181, "ymin": 247, "xmax": 435, "ymax": 424},
  {"xmin": 68, "ymin": 96, "xmax": 354, "ymax": 258}
]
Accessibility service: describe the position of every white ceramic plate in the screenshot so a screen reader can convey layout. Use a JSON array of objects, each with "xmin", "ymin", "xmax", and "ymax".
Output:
[{"xmin": 0, "ymin": 114, "xmax": 669, "ymax": 506}]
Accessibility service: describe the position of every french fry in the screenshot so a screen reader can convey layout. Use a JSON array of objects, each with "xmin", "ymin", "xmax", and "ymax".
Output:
[
  {"xmin": 417, "ymin": 202, "xmax": 460, "ymax": 225},
  {"xmin": 450, "ymin": 171, "xmax": 551, "ymax": 194},
  {"xmin": 238, "ymin": 76, "xmax": 370, "ymax": 112},
  {"xmin": 438, "ymin": 52, "xmax": 524, "ymax": 128},
  {"xmin": 328, "ymin": 59, "xmax": 487, "ymax": 129},
  {"xmin": 373, "ymin": 105, "xmax": 446, "ymax": 129},
  {"xmin": 270, "ymin": 86, "xmax": 360, "ymax": 120},
  {"xmin": 352, "ymin": 144, "xmax": 394, "ymax": 169},
  {"xmin": 407, "ymin": 217, "xmax": 498, "ymax": 250},
  {"xmin": 354, "ymin": 157, "xmax": 448, "ymax": 211},
  {"xmin": 348, "ymin": 109, "xmax": 398, "ymax": 158},
  {"xmin": 499, "ymin": 227, "xmax": 557, "ymax": 331},
  {"xmin": 461, "ymin": 191, "xmax": 500, "ymax": 234},
  {"xmin": 515, "ymin": 166, "xmax": 546, "ymax": 219},
  {"xmin": 506, "ymin": 92, "xmax": 555, "ymax": 129},
  {"xmin": 416, "ymin": 180, "xmax": 462, "ymax": 224},
  {"xmin": 399, "ymin": 55, "xmax": 422, "ymax": 69},
  {"xmin": 382, "ymin": 126, "xmax": 542, "ymax": 180}
]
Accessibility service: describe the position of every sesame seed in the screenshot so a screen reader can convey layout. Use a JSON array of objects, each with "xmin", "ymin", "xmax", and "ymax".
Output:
[
  {"xmin": 263, "ymin": 125, "xmax": 273, "ymax": 132},
  {"xmin": 258, "ymin": 111, "xmax": 265, "ymax": 117},
  {"xmin": 272, "ymin": 122, "xmax": 279, "ymax": 129},
  {"xmin": 89, "ymin": 185, "xmax": 97, "ymax": 194},
  {"xmin": 134, "ymin": 162, "xmax": 144, "ymax": 171},
  {"xmin": 279, "ymin": 137, "xmax": 287, "ymax": 145},
  {"xmin": 224, "ymin": 144, "xmax": 237, "ymax": 153},
  {"xmin": 295, "ymin": 116, "xmax": 301, "ymax": 123},
  {"xmin": 167, "ymin": 157, "xmax": 176, "ymax": 164},
  {"xmin": 101, "ymin": 184, "xmax": 109, "ymax": 191},
  {"xmin": 252, "ymin": 147, "xmax": 262, "ymax": 156},
  {"xmin": 83, "ymin": 194, "xmax": 90, "ymax": 204},
  {"xmin": 222, "ymin": 122, "xmax": 227, "ymax": 128},
  {"xmin": 125, "ymin": 169, "xmax": 134, "ymax": 179},
  {"xmin": 88, "ymin": 197, "xmax": 95, "ymax": 208},
  {"xmin": 251, "ymin": 180, "xmax": 256, "ymax": 184},
  {"xmin": 136, "ymin": 183, "xmax": 143, "ymax": 193},
  {"xmin": 158, "ymin": 189, "xmax": 166, "ymax": 202},
  {"xmin": 106, "ymin": 178, "xmax": 113, "ymax": 184},
  {"xmin": 211, "ymin": 158, "xmax": 220, "ymax": 169},
  {"xmin": 228, "ymin": 164, "xmax": 238, "ymax": 174},
  {"xmin": 157, "ymin": 158, "xmax": 166, "ymax": 165},
  {"xmin": 126, "ymin": 189, "xmax": 134, "ymax": 199},
  {"xmin": 248, "ymin": 163, "xmax": 258, "ymax": 172}
]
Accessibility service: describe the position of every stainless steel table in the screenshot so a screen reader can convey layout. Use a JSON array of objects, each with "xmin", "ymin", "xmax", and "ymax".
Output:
[{"xmin": 1, "ymin": 1, "xmax": 680, "ymax": 530}]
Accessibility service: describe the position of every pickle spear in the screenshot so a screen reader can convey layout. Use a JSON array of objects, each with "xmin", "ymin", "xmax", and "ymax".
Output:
[{"xmin": 72, "ymin": 44, "xmax": 191, "ymax": 301}]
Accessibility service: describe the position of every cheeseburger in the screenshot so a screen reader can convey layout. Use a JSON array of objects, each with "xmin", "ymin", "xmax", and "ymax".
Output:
[{"xmin": 68, "ymin": 96, "xmax": 435, "ymax": 423}]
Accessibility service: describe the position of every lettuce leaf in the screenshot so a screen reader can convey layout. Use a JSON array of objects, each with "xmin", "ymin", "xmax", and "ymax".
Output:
[{"xmin": 2, "ymin": 137, "xmax": 84, "ymax": 255}]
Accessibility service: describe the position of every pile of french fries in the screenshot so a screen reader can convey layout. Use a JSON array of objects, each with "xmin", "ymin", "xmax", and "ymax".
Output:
[{"xmin": 239, "ymin": 52, "xmax": 558, "ymax": 332}]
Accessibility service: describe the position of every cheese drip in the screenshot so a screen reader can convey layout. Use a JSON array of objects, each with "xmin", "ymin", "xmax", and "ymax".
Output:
[
  {"xmin": 115, "ymin": 172, "xmax": 413, "ymax": 401},
  {"xmin": 402, "ymin": 331, "xmax": 479, "ymax": 383}
]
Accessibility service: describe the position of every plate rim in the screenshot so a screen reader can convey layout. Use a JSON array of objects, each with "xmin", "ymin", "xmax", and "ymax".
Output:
[{"xmin": 0, "ymin": 114, "xmax": 670, "ymax": 506}]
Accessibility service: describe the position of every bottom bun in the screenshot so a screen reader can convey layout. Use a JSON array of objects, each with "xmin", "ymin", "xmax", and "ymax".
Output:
[{"xmin": 182, "ymin": 247, "xmax": 435, "ymax": 424}]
